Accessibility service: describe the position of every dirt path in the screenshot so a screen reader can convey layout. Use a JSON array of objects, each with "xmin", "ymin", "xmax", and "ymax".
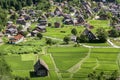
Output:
[
  {"xmin": 93, "ymin": 58, "xmax": 99, "ymax": 70},
  {"xmin": 67, "ymin": 48, "xmax": 91, "ymax": 74},
  {"xmin": 49, "ymin": 54, "xmax": 62, "ymax": 80},
  {"xmin": 41, "ymin": 46, "xmax": 47, "ymax": 54},
  {"xmin": 43, "ymin": 36, "xmax": 63, "ymax": 41}
]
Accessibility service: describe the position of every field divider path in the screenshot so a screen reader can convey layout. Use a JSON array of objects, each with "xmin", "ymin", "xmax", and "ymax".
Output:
[
  {"xmin": 67, "ymin": 48, "xmax": 91, "ymax": 74},
  {"xmin": 93, "ymin": 58, "xmax": 99, "ymax": 70},
  {"xmin": 43, "ymin": 36, "xmax": 63, "ymax": 41},
  {"xmin": 49, "ymin": 53, "xmax": 62, "ymax": 80}
]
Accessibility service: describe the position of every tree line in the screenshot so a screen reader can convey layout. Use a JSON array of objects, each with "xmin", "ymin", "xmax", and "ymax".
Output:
[{"xmin": 0, "ymin": 0, "xmax": 50, "ymax": 11}]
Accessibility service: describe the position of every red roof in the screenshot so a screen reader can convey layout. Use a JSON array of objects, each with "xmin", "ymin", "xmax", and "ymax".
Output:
[
  {"xmin": 10, "ymin": 34, "xmax": 24, "ymax": 42},
  {"xmin": 14, "ymin": 34, "xmax": 23, "ymax": 40}
]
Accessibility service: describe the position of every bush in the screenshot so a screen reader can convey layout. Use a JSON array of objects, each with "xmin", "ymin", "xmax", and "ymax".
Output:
[
  {"xmin": 96, "ymin": 27, "xmax": 108, "ymax": 43},
  {"xmin": 63, "ymin": 36, "xmax": 70, "ymax": 44},
  {"xmin": 48, "ymin": 23, "xmax": 52, "ymax": 27},
  {"xmin": 46, "ymin": 38, "xmax": 52, "ymax": 45},
  {"xmin": 37, "ymin": 33, "xmax": 43, "ymax": 39},
  {"xmin": 79, "ymin": 34, "xmax": 89, "ymax": 43},
  {"xmin": 19, "ymin": 31, "xmax": 28, "ymax": 37},
  {"xmin": 71, "ymin": 28, "xmax": 77, "ymax": 35}
]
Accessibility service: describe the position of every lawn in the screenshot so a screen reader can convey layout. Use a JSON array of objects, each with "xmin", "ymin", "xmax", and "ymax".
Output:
[{"xmin": 31, "ymin": 22, "xmax": 37, "ymax": 30}]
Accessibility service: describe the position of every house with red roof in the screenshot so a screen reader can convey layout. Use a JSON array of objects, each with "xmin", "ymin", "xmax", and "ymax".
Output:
[{"xmin": 9, "ymin": 34, "xmax": 24, "ymax": 44}]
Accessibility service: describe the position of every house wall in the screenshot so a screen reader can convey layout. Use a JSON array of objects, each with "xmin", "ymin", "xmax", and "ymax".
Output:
[
  {"xmin": 15, "ymin": 37, "xmax": 24, "ymax": 44},
  {"xmin": 36, "ymin": 70, "xmax": 48, "ymax": 76}
]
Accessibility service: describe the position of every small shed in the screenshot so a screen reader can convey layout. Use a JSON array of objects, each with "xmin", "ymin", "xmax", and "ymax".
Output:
[{"xmin": 34, "ymin": 59, "xmax": 49, "ymax": 77}]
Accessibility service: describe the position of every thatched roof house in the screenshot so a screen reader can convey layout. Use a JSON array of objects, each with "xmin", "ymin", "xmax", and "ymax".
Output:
[{"xmin": 34, "ymin": 59, "xmax": 49, "ymax": 77}]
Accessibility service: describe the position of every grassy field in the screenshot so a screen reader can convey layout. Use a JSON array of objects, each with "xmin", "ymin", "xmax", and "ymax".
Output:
[
  {"xmin": 43, "ymin": 26, "xmax": 84, "ymax": 39},
  {"xmin": 0, "ymin": 38, "xmax": 46, "ymax": 55},
  {"xmin": 89, "ymin": 20, "xmax": 111, "ymax": 33}
]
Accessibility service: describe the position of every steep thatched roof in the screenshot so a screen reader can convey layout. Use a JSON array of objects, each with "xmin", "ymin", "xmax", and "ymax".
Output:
[{"xmin": 34, "ymin": 59, "xmax": 49, "ymax": 71}]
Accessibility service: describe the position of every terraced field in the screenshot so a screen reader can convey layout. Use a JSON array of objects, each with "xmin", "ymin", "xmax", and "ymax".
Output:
[
  {"xmin": 4, "ymin": 54, "xmax": 59, "ymax": 80},
  {"xmin": 3, "ymin": 45, "xmax": 120, "ymax": 80},
  {"xmin": 48, "ymin": 47, "xmax": 120, "ymax": 80}
]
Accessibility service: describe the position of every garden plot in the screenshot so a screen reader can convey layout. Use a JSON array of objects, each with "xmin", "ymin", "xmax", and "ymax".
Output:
[{"xmin": 0, "ymin": 38, "xmax": 46, "ymax": 55}]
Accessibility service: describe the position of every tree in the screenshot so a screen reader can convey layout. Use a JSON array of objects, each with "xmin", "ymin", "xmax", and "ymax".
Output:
[
  {"xmin": 17, "ymin": 25, "xmax": 23, "ymax": 31},
  {"xmin": 10, "ymin": 13, "xmax": 18, "ymax": 20},
  {"xmin": 63, "ymin": 36, "xmax": 70, "ymax": 44},
  {"xmin": 26, "ymin": 0, "xmax": 32, "ymax": 6},
  {"xmin": 117, "ymin": 0, "xmax": 120, "ymax": 4},
  {"xmin": 15, "ymin": 1, "xmax": 22, "ymax": 10},
  {"xmin": 0, "ymin": 7, "xmax": 8, "ymax": 30},
  {"xmin": 71, "ymin": 28, "xmax": 77, "ymax": 35},
  {"xmin": 36, "ymin": 0, "xmax": 51, "ymax": 11},
  {"xmin": 109, "ymin": 70, "xmax": 118, "ymax": 80},
  {"xmin": 88, "ymin": 70, "xmax": 119, "ymax": 80},
  {"xmin": 37, "ymin": 33, "xmax": 43, "ymax": 39},
  {"xmin": 76, "ymin": 36, "xmax": 80, "ymax": 44},
  {"xmin": 96, "ymin": 27, "xmax": 108, "ymax": 43},
  {"xmin": 79, "ymin": 34, "xmax": 89, "ymax": 43},
  {"xmin": 46, "ymin": 38, "xmax": 52, "ymax": 45},
  {"xmin": 20, "ymin": 31, "xmax": 28, "ymax": 37},
  {"xmin": 0, "ymin": 55, "xmax": 12, "ymax": 80},
  {"xmin": 109, "ymin": 28, "xmax": 119, "ymax": 37}
]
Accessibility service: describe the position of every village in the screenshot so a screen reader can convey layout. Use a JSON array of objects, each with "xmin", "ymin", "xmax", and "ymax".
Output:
[{"xmin": 0, "ymin": 0, "xmax": 120, "ymax": 80}]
